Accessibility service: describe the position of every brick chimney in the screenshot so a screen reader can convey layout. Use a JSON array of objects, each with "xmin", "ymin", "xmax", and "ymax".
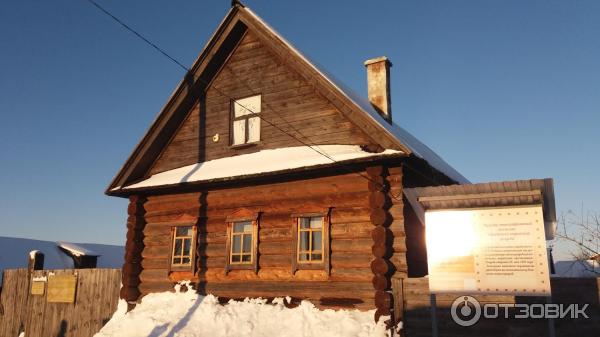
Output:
[{"xmin": 364, "ymin": 56, "xmax": 392, "ymax": 123}]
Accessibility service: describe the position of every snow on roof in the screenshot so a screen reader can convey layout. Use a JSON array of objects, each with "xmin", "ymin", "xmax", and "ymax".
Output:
[
  {"xmin": 245, "ymin": 8, "xmax": 469, "ymax": 184},
  {"xmin": 0, "ymin": 237, "xmax": 124, "ymax": 277},
  {"xmin": 57, "ymin": 241, "xmax": 99, "ymax": 257},
  {"xmin": 553, "ymin": 260, "xmax": 600, "ymax": 278},
  {"xmin": 122, "ymin": 145, "xmax": 402, "ymax": 190},
  {"xmin": 95, "ymin": 282, "xmax": 388, "ymax": 337}
]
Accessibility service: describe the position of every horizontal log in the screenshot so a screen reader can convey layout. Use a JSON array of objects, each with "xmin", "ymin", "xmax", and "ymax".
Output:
[
  {"xmin": 139, "ymin": 269, "xmax": 169, "ymax": 283},
  {"xmin": 372, "ymin": 244, "xmax": 392, "ymax": 258},
  {"xmin": 372, "ymin": 274, "xmax": 390, "ymax": 291},
  {"xmin": 144, "ymin": 235, "xmax": 171, "ymax": 247},
  {"xmin": 331, "ymin": 253, "xmax": 373, "ymax": 269},
  {"xmin": 369, "ymin": 192, "xmax": 390, "ymax": 209},
  {"xmin": 141, "ymin": 258, "xmax": 169, "ymax": 270},
  {"xmin": 331, "ymin": 223, "xmax": 372, "ymax": 239},
  {"xmin": 122, "ymin": 263, "xmax": 142, "ymax": 275},
  {"xmin": 370, "ymin": 209, "xmax": 389, "ymax": 226},
  {"xmin": 198, "ymin": 243, "xmax": 227, "ymax": 257},
  {"xmin": 206, "ymin": 192, "xmax": 370, "ymax": 211},
  {"xmin": 204, "ymin": 280, "xmax": 372, "ymax": 295},
  {"xmin": 144, "ymin": 198, "xmax": 200, "ymax": 213},
  {"xmin": 198, "ymin": 256, "xmax": 226, "ymax": 268},
  {"xmin": 371, "ymin": 258, "xmax": 392, "ymax": 275},
  {"xmin": 198, "ymin": 267, "xmax": 372, "ymax": 282},
  {"xmin": 142, "ymin": 245, "xmax": 171, "ymax": 259},
  {"xmin": 120, "ymin": 286, "xmax": 140, "ymax": 302},
  {"xmin": 331, "ymin": 239, "xmax": 372, "ymax": 253},
  {"xmin": 259, "ymin": 254, "xmax": 291, "ymax": 268},
  {"xmin": 259, "ymin": 241, "xmax": 292, "ymax": 255},
  {"xmin": 374, "ymin": 290, "xmax": 392, "ymax": 309},
  {"xmin": 366, "ymin": 166, "xmax": 383, "ymax": 176},
  {"xmin": 371, "ymin": 226, "xmax": 390, "ymax": 244},
  {"xmin": 259, "ymin": 228, "xmax": 292, "ymax": 242},
  {"xmin": 144, "ymin": 224, "xmax": 171, "ymax": 237},
  {"xmin": 145, "ymin": 211, "xmax": 200, "ymax": 224},
  {"xmin": 139, "ymin": 281, "xmax": 176, "ymax": 295},
  {"xmin": 330, "ymin": 207, "xmax": 371, "ymax": 223}
]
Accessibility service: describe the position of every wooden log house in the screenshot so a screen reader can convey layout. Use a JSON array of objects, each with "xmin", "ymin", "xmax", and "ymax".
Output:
[{"xmin": 106, "ymin": 2, "xmax": 469, "ymax": 323}]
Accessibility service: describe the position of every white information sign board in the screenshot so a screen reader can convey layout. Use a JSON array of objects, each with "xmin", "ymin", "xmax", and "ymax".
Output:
[{"xmin": 425, "ymin": 205, "xmax": 551, "ymax": 296}]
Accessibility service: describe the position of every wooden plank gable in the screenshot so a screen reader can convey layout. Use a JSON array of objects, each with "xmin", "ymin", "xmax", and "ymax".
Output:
[
  {"xmin": 107, "ymin": 5, "xmax": 434, "ymax": 195},
  {"xmin": 149, "ymin": 31, "xmax": 375, "ymax": 175}
]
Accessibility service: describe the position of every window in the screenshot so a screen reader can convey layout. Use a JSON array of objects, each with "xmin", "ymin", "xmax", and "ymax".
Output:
[
  {"xmin": 171, "ymin": 226, "xmax": 195, "ymax": 269},
  {"xmin": 291, "ymin": 213, "xmax": 331, "ymax": 274},
  {"xmin": 297, "ymin": 217, "xmax": 324, "ymax": 262},
  {"xmin": 231, "ymin": 95, "xmax": 261, "ymax": 146},
  {"xmin": 224, "ymin": 211, "xmax": 260, "ymax": 274},
  {"xmin": 230, "ymin": 221, "xmax": 254, "ymax": 264}
]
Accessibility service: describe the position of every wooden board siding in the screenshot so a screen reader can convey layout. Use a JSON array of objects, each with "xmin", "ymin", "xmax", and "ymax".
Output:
[
  {"xmin": 148, "ymin": 30, "xmax": 374, "ymax": 175},
  {"xmin": 137, "ymin": 170, "xmax": 388, "ymax": 310}
]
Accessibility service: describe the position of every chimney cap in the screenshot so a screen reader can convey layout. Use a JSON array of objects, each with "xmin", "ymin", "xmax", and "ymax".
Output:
[{"xmin": 364, "ymin": 56, "xmax": 392, "ymax": 67}]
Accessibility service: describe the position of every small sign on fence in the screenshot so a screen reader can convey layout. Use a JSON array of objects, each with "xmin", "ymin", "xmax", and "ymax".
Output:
[
  {"xmin": 30, "ymin": 281, "xmax": 45, "ymax": 295},
  {"xmin": 47, "ymin": 274, "xmax": 77, "ymax": 303}
]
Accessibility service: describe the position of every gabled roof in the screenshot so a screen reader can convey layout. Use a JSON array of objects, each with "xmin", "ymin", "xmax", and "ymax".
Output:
[{"xmin": 106, "ymin": 4, "xmax": 468, "ymax": 196}]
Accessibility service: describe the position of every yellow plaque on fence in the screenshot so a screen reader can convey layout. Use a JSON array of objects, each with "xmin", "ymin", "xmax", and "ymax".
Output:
[
  {"xmin": 31, "ymin": 281, "xmax": 45, "ymax": 295},
  {"xmin": 47, "ymin": 274, "xmax": 77, "ymax": 303}
]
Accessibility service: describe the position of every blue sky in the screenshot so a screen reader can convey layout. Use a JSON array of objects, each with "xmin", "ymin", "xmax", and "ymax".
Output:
[{"xmin": 0, "ymin": 1, "xmax": 598, "ymax": 259}]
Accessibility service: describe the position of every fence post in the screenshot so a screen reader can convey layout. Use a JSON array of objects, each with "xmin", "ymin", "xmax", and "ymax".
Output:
[
  {"xmin": 391, "ymin": 276, "xmax": 405, "ymax": 336},
  {"xmin": 28, "ymin": 251, "xmax": 45, "ymax": 272}
]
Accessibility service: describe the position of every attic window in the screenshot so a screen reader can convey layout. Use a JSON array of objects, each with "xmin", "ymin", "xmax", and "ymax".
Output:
[{"xmin": 231, "ymin": 95, "xmax": 261, "ymax": 146}]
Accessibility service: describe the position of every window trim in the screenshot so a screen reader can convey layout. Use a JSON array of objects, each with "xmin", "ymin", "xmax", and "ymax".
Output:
[
  {"xmin": 225, "ymin": 211, "xmax": 260, "ymax": 274},
  {"xmin": 168, "ymin": 224, "xmax": 197, "ymax": 273},
  {"xmin": 229, "ymin": 94, "xmax": 262, "ymax": 147},
  {"xmin": 291, "ymin": 210, "xmax": 331, "ymax": 275}
]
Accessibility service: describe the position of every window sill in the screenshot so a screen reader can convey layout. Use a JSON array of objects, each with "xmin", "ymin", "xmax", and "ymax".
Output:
[
  {"xmin": 227, "ymin": 264, "xmax": 255, "ymax": 270},
  {"xmin": 295, "ymin": 263, "xmax": 326, "ymax": 270},
  {"xmin": 230, "ymin": 141, "xmax": 261, "ymax": 150}
]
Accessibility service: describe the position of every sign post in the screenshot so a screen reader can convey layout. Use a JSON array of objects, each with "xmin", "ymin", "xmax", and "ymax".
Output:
[
  {"xmin": 425, "ymin": 205, "xmax": 551, "ymax": 296},
  {"xmin": 424, "ymin": 204, "xmax": 552, "ymax": 335}
]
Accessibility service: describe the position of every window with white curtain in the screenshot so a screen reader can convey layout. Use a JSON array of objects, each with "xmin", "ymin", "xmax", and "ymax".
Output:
[{"xmin": 231, "ymin": 95, "xmax": 261, "ymax": 145}]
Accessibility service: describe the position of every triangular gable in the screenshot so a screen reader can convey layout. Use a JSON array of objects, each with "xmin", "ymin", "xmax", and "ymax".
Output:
[{"xmin": 107, "ymin": 3, "xmax": 467, "ymax": 195}]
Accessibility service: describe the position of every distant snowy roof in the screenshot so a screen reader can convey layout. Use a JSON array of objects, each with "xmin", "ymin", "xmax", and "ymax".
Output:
[
  {"xmin": 57, "ymin": 242, "xmax": 99, "ymax": 257},
  {"xmin": 0, "ymin": 237, "xmax": 124, "ymax": 275},
  {"xmin": 553, "ymin": 260, "xmax": 600, "ymax": 278},
  {"xmin": 122, "ymin": 145, "xmax": 402, "ymax": 190},
  {"xmin": 245, "ymin": 8, "xmax": 469, "ymax": 185}
]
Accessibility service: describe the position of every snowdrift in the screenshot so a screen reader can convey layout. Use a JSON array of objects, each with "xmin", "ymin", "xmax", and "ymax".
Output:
[{"xmin": 95, "ymin": 283, "xmax": 389, "ymax": 337}]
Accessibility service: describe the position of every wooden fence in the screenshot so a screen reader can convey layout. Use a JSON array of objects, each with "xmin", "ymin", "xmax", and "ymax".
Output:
[
  {"xmin": 396, "ymin": 277, "xmax": 600, "ymax": 337},
  {"xmin": 0, "ymin": 268, "xmax": 121, "ymax": 337}
]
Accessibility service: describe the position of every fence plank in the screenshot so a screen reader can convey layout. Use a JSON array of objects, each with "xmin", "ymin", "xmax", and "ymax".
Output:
[{"xmin": 1, "ymin": 268, "xmax": 121, "ymax": 337}]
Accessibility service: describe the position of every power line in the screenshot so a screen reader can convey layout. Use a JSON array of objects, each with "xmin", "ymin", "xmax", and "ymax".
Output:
[
  {"xmin": 85, "ymin": 0, "xmax": 189, "ymax": 72},
  {"xmin": 83, "ymin": 0, "xmax": 407, "ymax": 199}
]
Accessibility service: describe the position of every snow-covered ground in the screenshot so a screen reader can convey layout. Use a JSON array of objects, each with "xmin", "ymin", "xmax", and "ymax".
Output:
[{"xmin": 95, "ymin": 283, "xmax": 389, "ymax": 337}]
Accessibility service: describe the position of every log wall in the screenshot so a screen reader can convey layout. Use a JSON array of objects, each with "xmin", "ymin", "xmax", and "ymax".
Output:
[{"xmin": 137, "ymin": 170, "xmax": 401, "ymax": 310}]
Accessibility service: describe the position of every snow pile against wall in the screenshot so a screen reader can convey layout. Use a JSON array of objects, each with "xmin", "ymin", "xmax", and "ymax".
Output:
[{"xmin": 95, "ymin": 283, "xmax": 389, "ymax": 337}]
